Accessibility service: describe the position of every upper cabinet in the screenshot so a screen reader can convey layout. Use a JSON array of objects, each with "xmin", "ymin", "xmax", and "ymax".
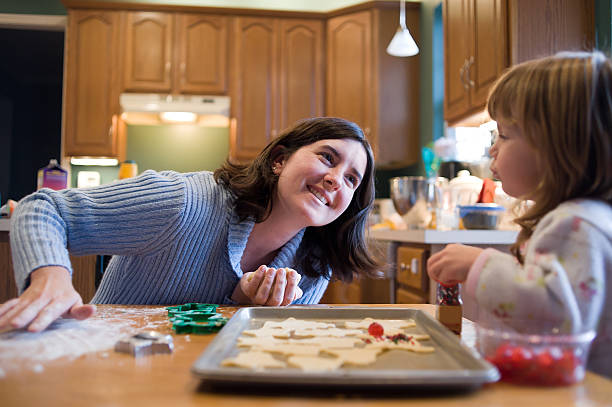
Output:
[
  {"xmin": 230, "ymin": 17, "xmax": 324, "ymax": 162},
  {"xmin": 64, "ymin": 9, "xmax": 122, "ymax": 158},
  {"xmin": 444, "ymin": 0, "xmax": 595, "ymax": 124},
  {"xmin": 326, "ymin": 4, "xmax": 421, "ymax": 167},
  {"xmin": 444, "ymin": 0, "xmax": 506, "ymax": 123},
  {"xmin": 122, "ymin": 11, "xmax": 228, "ymax": 94}
]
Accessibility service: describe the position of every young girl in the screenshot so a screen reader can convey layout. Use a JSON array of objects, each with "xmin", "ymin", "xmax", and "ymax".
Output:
[
  {"xmin": 0, "ymin": 117, "xmax": 380, "ymax": 333},
  {"xmin": 427, "ymin": 52, "xmax": 612, "ymax": 378}
]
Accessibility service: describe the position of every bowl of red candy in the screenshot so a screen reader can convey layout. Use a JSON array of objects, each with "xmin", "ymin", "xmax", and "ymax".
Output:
[{"xmin": 476, "ymin": 325, "xmax": 595, "ymax": 386}]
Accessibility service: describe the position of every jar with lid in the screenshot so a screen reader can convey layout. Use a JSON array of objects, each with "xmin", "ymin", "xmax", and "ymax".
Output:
[
  {"xmin": 435, "ymin": 283, "xmax": 463, "ymax": 335},
  {"xmin": 118, "ymin": 160, "xmax": 138, "ymax": 180}
]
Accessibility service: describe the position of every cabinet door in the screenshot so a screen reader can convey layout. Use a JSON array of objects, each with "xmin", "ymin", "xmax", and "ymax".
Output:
[
  {"xmin": 123, "ymin": 11, "xmax": 173, "ymax": 92},
  {"xmin": 396, "ymin": 287, "xmax": 427, "ymax": 304},
  {"xmin": 277, "ymin": 19, "xmax": 324, "ymax": 131},
  {"xmin": 396, "ymin": 246, "xmax": 428, "ymax": 292},
  {"xmin": 64, "ymin": 10, "xmax": 120, "ymax": 157},
  {"xmin": 468, "ymin": 0, "xmax": 507, "ymax": 108},
  {"xmin": 443, "ymin": 0, "xmax": 471, "ymax": 122},
  {"xmin": 230, "ymin": 17, "xmax": 277, "ymax": 162},
  {"xmin": 326, "ymin": 11, "xmax": 373, "ymax": 140},
  {"xmin": 175, "ymin": 14, "xmax": 228, "ymax": 94}
]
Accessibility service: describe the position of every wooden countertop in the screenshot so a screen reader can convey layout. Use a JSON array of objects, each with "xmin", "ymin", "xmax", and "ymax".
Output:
[{"xmin": 0, "ymin": 304, "xmax": 609, "ymax": 407}]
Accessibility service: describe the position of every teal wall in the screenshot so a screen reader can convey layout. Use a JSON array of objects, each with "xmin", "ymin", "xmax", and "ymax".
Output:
[
  {"xmin": 595, "ymin": 0, "xmax": 612, "ymax": 52},
  {"xmin": 126, "ymin": 124, "xmax": 230, "ymax": 173},
  {"xmin": 0, "ymin": 0, "xmax": 66, "ymax": 15}
]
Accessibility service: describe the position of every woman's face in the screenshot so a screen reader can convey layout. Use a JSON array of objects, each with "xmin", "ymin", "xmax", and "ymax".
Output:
[
  {"xmin": 272, "ymin": 138, "xmax": 368, "ymax": 229},
  {"xmin": 489, "ymin": 121, "xmax": 542, "ymax": 198}
]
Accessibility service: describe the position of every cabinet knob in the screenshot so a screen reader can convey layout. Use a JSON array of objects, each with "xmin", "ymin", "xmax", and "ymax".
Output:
[{"xmin": 410, "ymin": 258, "xmax": 418, "ymax": 275}]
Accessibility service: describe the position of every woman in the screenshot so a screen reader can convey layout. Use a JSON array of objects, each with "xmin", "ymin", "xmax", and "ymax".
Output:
[{"xmin": 0, "ymin": 117, "xmax": 380, "ymax": 332}]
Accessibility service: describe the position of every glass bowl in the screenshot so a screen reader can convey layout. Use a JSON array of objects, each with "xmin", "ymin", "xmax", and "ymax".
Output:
[
  {"xmin": 476, "ymin": 326, "xmax": 595, "ymax": 386},
  {"xmin": 458, "ymin": 203, "xmax": 505, "ymax": 230}
]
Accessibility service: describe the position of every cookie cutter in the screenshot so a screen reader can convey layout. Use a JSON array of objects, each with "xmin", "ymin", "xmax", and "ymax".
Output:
[
  {"xmin": 114, "ymin": 331, "xmax": 174, "ymax": 357},
  {"xmin": 171, "ymin": 315, "xmax": 229, "ymax": 334},
  {"xmin": 166, "ymin": 303, "xmax": 218, "ymax": 317}
]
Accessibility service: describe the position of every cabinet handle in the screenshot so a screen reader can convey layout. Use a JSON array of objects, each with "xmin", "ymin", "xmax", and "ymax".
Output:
[
  {"xmin": 460, "ymin": 59, "xmax": 470, "ymax": 90},
  {"xmin": 410, "ymin": 258, "xmax": 418, "ymax": 275},
  {"xmin": 466, "ymin": 56, "xmax": 475, "ymax": 88}
]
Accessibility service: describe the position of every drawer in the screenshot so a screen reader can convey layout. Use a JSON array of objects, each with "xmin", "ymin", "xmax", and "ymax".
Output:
[
  {"xmin": 396, "ymin": 246, "xmax": 428, "ymax": 291},
  {"xmin": 396, "ymin": 287, "xmax": 427, "ymax": 304}
]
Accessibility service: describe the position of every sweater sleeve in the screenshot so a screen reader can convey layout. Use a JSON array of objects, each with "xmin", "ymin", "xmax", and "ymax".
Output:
[
  {"xmin": 464, "ymin": 211, "xmax": 606, "ymax": 334},
  {"xmin": 10, "ymin": 170, "xmax": 187, "ymax": 293}
]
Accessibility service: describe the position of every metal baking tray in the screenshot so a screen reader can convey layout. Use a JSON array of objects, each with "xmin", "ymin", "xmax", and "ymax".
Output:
[{"xmin": 191, "ymin": 306, "xmax": 499, "ymax": 388}]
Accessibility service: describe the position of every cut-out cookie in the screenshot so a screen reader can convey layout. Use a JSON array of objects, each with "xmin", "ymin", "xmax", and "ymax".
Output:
[
  {"xmin": 322, "ymin": 348, "xmax": 383, "ymax": 366},
  {"xmin": 263, "ymin": 317, "xmax": 335, "ymax": 330},
  {"xmin": 292, "ymin": 328, "xmax": 363, "ymax": 338},
  {"xmin": 287, "ymin": 355, "xmax": 344, "ymax": 371},
  {"xmin": 242, "ymin": 328, "xmax": 292, "ymax": 338},
  {"xmin": 344, "ymin": 318, "xmax": 416, "ymax": 330},
  {"xmin": 252, "ymin": 344, "xmax": 321, "ymax": 356},
  {"xmin": 221, "ymin": 351, "xmax": 286, "ymax": 369}
]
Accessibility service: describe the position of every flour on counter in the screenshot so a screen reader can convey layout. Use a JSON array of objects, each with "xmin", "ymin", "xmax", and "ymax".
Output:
[{"xmin": 0, "ymin": 306, "xmax": 168, "ymax": 375}]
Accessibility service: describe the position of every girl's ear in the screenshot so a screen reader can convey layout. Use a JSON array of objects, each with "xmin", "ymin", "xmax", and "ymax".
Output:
[{"xmin": 270, "ymin": 146, "xmax": 287, "ymax": 174}]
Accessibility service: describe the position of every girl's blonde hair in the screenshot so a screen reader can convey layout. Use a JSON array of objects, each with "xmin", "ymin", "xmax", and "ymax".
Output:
[{"xmin": 487, "ymin": 51, "xmax": 612, "ymax": 261}]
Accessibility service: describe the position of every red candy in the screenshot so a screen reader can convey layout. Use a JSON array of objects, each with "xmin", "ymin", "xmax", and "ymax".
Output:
[
  {"xmin": 486, "ymin": 342, "xmax": 582, "ymax": 386},
  {"xmin": 368, "ymin": 322, "xmax": 384, "ymax": 338}
]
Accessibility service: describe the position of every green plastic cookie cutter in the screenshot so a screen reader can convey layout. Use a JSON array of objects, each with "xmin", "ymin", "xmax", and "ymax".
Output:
[
  {"xmin": 166, "ymin": 303, "xmax": 218, "ymax": 318},
  {"xmin": 171, "ymin": 317, "xmax": 229, "ymax": 334}
]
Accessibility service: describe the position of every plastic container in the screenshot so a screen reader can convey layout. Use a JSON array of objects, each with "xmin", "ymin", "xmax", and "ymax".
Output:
[
  {"xmin": 458, "ymin": 203, "xmax": 505, "ymax": 229},
  {"xmin": 476, "ymin": 326, "xmax": 595, "ymax": 386},
  {"xmin": 118, "ymin": 160, "xmax": 138, "ymax": 180},
  {"xmin": 37, "ymin": 159, "xmax": 68, "ymax": 191}
]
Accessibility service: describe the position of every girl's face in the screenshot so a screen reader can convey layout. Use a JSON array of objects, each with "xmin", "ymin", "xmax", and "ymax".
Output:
[
  {"xmin": 489, "ymin": 121, "xmax": 542, "ymax": 199},
  {"xmin": 272, "ymin": 138, "xmax": 368, "ymax": 229}
]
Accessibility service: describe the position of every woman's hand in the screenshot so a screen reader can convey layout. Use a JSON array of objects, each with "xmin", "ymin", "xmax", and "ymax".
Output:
[
  {"xmin": 427, "ymin": 244, "xmax": 483, "ymax": 286},
  {"xmin": 0, "ymin": 266, "xmax": 96, "ymax": 333},
  {"xmin": 232, "ymin": 265, "xmax": 303, "ymax": 306}
]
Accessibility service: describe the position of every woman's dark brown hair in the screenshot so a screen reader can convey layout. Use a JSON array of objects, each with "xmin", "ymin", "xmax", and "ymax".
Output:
[{"xmin": 214, "ymin": 117, "xmax": 380, "ymax": 281}]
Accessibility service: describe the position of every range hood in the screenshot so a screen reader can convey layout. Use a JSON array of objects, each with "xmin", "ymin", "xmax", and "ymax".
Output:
[{"xmin": 120, "ymin": 93, "xmax": 230, "ymax": 125}]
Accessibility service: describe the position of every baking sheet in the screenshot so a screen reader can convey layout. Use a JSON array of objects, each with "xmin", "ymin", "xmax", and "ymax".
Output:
[{"xmin": 191, "ymin": 306, "xmax": 499, "ymax": 388}]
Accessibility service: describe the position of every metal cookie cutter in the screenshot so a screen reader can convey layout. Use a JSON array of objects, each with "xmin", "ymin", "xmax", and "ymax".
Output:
[{"xmin": 114, "ymin": 331, "xmax": 174, "ymax": 357}]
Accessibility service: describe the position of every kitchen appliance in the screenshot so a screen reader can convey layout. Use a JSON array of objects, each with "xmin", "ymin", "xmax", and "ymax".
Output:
[{"xmin": 120, "ymin": 93, "xmax": 230, "ymax": 118}]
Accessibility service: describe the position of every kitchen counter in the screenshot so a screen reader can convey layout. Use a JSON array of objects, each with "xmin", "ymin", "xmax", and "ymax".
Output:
[
  {"xmin": 369, "ymin": 228, "xmax": 518, "ymax": 245},
  {"xmin": 0, "ymin": 218, "xmax": 10, "ymax": 232},
  {"xmin": 368, "ymin": 229, "xmax": 518, "ymax": 303},
  {"xmin": 1, "ymin": 304, "xmax": 609, "ymax": 407}
]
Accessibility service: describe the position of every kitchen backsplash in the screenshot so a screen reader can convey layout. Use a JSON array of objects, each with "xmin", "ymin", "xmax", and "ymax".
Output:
[{"xmin": 71, "ymin": 124, "xmax": 230, "ymax": 188}]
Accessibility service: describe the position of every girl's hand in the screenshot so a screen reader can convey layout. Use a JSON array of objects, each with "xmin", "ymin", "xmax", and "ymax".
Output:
[
  {"xmin": 232, "ymin": 265, "xmax": 303, "ymax": 306},
  {"xmin": 0, "ymin": 266, "xmax": 96, "ymax": 333},
  {"xmin": 426, "ymin": 244, "xmax": 483, "ymax": 286}
]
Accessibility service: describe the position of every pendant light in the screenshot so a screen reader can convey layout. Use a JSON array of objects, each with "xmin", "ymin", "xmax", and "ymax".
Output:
[{"xmin": 386, "ymin": 0, "xmax": 419, "ymax": 57}]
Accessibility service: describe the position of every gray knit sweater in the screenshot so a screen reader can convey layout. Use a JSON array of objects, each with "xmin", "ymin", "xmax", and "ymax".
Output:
[{"xmin": 10, "ymin": 170, "xmax": 329, "ymax": 305}]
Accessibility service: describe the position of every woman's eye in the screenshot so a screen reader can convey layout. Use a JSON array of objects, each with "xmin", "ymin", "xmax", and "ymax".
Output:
[
  {"xmin": 346, "ymin": 175, "xmax": 358, "ymax": 187},
  {"xmin": 320, "ymin": 152, "xmax": 333, "ymax": 163}
]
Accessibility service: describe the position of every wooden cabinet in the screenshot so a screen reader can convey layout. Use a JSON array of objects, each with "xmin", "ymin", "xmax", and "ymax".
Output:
[
  {"xmin": 326, "ymin": 4, "xmax": 420, "ymax": 168},
  {"xmin": 0, "ymin": 232, "xmax": 97, "ymax": 304},
  {"xmin": 122, "ymin": 11, "xmax": 228, "ymax": 94},
  {"xmin": 444, "ymin": 0, "xmax": 595, "ymax": 124},
  {"xmin": 444, "ymin": 0, "xmax": 506, "ymax": 123},
  {"xmin": 230, "ymin": 17, "xmax": 324, "ymax": 162},
  {"xmin": 63, "ymin": 9, "xmax": 122, "ymax": 158},
  {"xmin": 395, "ymin": 245, "xmax": 429, "ymax": 304}
]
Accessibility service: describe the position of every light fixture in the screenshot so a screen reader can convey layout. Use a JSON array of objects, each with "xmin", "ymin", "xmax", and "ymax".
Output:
[
  {"xmin": 159, "ymin": 111, "xmax": 197, "ymax": 123},
  {"xmin": 386, "ymin": 0, "xmax": 419, "ymax": 57},
  {"xmin": 70, "ymin": 157, "xmax": 119, "ymax": 166}
]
